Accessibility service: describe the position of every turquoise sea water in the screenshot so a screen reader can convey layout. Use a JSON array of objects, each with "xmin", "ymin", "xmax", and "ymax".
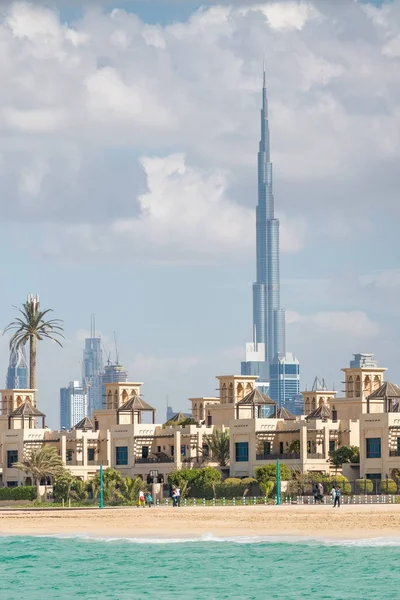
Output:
[{"xmin": 1, "ymin": 535, "xmax": 400, "ymax": 599}]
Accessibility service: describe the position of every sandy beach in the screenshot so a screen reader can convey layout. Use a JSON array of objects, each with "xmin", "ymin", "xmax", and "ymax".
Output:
[{"xmin": 1, "ymin": 504, "xmax": 400, "ymax": 539}]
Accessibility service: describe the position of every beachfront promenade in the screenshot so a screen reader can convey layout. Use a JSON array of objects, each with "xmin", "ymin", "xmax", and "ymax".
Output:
[{"xmin": 1, "ymin": 504, "xmax": 400, "ymax": 539}]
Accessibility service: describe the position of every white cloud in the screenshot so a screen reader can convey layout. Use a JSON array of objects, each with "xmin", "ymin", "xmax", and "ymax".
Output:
[
  {"xmin": 287, "ymin": 310, "xmax": 380, "ymax": 337},
  {"xmin": 252, "ymin": 1, "xmax": 320, "ymax": 31}
]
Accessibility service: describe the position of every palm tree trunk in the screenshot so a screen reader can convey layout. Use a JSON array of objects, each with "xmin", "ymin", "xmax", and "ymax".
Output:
[
  {"xmin": 30, "ymin": 335, "xmax": 37, "ymax": 389},
  {"xmin": 35, "ymin": 478, "xmax": 41, "ymax": 502}
]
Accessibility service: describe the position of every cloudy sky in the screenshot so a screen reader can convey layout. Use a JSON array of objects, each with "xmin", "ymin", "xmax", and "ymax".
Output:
[{"xmin": 0, "ymin": 0, "xmax": 399, "ymax": 427}]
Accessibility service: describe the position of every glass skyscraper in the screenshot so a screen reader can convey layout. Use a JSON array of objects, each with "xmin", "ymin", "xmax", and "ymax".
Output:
[
  {"xmin": 60, "ymin": 381, "xmax": 87, "ymax": 430},
  {"xmin": 6, "ymin": 346, "xmax": 28, "ymax": 389},
  {"xmin": 241, "ymin": 67, "xmax": 300, "ymax": 407},
  {"xmin": 83, "ymin": 337, "xmax": 103, "ymax": 416}
]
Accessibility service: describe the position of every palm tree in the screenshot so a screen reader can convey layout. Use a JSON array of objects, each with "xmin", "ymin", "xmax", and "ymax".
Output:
[
  {"xmin": 4, "ymin": 295, "xmax": 64, "ymax": 389},
  {"xmin": 204, "ymin": 429, "xmax": 230, "ymax": 467},
  {"xmin": 71, "ymin": 479, "xmax": 89, "ymax": 503},
  {"xmin": 118, "ymin": 476, "xmax": 144, "ymax": 505},
  {"xmin": 14, "ymin": 446, "xmax": 64, "ymax": 501}
]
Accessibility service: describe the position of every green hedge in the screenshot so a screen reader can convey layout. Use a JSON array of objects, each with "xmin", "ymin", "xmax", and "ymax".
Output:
[
  {"xmin": 0, "ymin": 486, "xmax": 36, "ymax": 501},
  {"xmin": 379, "ymin": 479, "xmax": 397, "ymax": 494},
  {"xmin": 355, "ymin": 479, "xmax": 373, "ymax": 493}
]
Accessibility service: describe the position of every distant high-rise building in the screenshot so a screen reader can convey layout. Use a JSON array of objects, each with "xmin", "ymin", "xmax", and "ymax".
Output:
[
  {"xmin": 83, "ymin": 317, "xmax": 103, "ymax": 416},
  {"xmin": 102, "ymin": 363, "xmax": 128, "ymax": 385},
  {"xmin": 241, "ymin": 66, "xmax": 299, "ymax": 390},
  {"xmin": 350, "ymin": 353, "xmax": 378, "ymax": 369},
  {"xmin": 269, "ymin": 353, "xmax": 300, "ymax": 410},
  {"xmin": 60, "ymin": 381, "xmax": 87, "ymax": 430},
  {"xmin": 6, "ymin": 346, "xmax": 28, "ymax": 389}
]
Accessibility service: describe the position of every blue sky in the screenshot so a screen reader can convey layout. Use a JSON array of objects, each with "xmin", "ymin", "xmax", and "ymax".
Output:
[{"xmin": 0, "ymin": 0, "xmax": 399, "ymax": 426}]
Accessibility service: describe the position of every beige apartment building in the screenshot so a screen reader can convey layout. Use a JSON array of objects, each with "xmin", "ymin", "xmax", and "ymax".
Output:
[{"xmin": 0, "ymin": 353, "xmax": 399, "ymax": 489}]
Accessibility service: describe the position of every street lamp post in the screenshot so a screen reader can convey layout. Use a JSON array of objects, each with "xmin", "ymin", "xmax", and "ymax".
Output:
[
  {"xmin": 99, "ymin": 464, "xmax": 104, "ymax": 509},
  {"xmin": 276, "ymin": 458, "xmax": 281, "ymax": 505}
]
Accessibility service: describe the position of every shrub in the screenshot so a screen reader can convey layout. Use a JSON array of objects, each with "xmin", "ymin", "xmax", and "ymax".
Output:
[
  {"xmin": 219, "ymin": 478, "xmax": 242, "ymax": 499},
  {"xmin": 0, "ymin": 486, "xmax": 36, "ymax": 501},
  {"xmin": 329, "ymin": 475, "xmax": 351, "ymax": 495},
  {"xmin": 379, "ymin": 479, "xmax": 397, "ymax": 494},
  {"xmin": 255, "ymin": 464, "xmax": 292, "ymax": 483},
  {"xmin": 355, "ymin": 479, "xmax": 373, "ymax": 493}
]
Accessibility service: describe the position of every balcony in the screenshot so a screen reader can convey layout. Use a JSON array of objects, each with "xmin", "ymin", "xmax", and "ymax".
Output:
[
  {"xmin": 256, "ymin": 453, "xmax": 300, "ymax": 461},
  {"xmin": 389, "ymin": 450, "xmax": 400, "ymax": 457},
  {"xmin": 135, "ymin": 456, "xmax": 173, "ymax": 464}
]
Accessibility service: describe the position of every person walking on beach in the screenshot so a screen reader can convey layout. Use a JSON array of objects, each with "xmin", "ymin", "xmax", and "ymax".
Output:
[
  {"xmin": 333, "ymin": 486, "xmax": 341, "ymax": 508},
  {"xmin": 138, "ymin": 489, "xmax": 145, "ymax": 508},
  {"xmin": 172, "ymin": 487, "xmax": 177, "ymax": 507},
  {"xmin": 175, "ymin": 487, "xmax": 181, "ymax": 507},
  {"xmin": 318, "ymin": 482, "xmax": 324, "ymax": 504},
  {"xmin": 330, "ymin": 484, "xmax": 336, "ymax": 505},
  {"xmin": 146, "ymin": 492, "xmax": 153, "ymax": 508}
]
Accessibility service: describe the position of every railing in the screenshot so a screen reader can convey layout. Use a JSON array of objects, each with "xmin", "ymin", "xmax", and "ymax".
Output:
[
  {"xmin": 389, "ymin": 450, "xmax": 400, "ymax": 457},
  {"xmin": 135, "ymin": 457, "xmax": 173, "ymax": 464},
  {"xmin": 307, "ymin": 453, "xmax": 325, "ymax": 460},
  {"xmin": 256, "ymin": 453, "xmax": 300, "ymax": 461}
]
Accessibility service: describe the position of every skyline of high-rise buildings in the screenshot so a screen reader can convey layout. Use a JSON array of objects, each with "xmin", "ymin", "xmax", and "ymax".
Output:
[
  {"xmin": 6, "ymin": 346, "xmax": 28, "ymax": 390},
  {"xmin": 241, "ymin": 68, "xmax": 300, "ymax": 407}
]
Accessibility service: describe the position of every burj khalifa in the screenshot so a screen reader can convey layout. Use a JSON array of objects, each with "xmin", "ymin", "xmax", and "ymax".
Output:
[{"xmin": 241, "ymin": 68, "xmax": 300, "ymax": 410}]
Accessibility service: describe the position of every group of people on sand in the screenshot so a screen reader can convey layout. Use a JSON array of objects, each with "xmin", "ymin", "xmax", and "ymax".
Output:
[
  {"xmin": 138, "ymin": 490, "xmax": 153, "ymax": 508},
  {"xmin": 312, "ymin": 483, "xmax": 341, "ymax": 507}
]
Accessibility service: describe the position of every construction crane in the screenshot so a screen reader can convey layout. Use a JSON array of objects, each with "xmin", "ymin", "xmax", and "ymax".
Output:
[{"xmin": 114, "ymin": 331, "xmax": 120, "ymax": 365}]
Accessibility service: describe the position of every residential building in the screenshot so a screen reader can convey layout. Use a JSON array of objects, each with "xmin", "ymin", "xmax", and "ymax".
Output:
[
  {"xmin": 241, "ymin": 67, "xmax": 299, "ymax": 389},
  {"xmin": 60, "ymin": 381, "xmax": 87, "ymax": 430},
  {"xmin": 6, "ymin": 347, "xmax": 28, "ymax": 390}
]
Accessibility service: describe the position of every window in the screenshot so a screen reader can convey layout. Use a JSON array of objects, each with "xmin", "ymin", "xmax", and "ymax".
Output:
[
  {"xmin": 207, "ymin": 415, "xmax": 212, "ymax": 427},
  {"xmin": 366, "ymin": 438, "xmax": 381, "ymax": 459},
  {"xmin": 202, "ymin": 444, "xmax": 209, "ymax": 458},
  {"xmin": 157, "ymin": 446, "xmax": 161, "ymax": 453},
  {"xmin": 279, "ymin": 442, "xmax": 284, "ymax": 454},
  {"xmin": 181, "ymin": 445, "xmax": 186, "ymax": 457},
  {"xmin": 7, "ymin": 450, "xmax": 18, "ymax": 469},
  {"xmin": 7, "ymin": 481, "xmax": 18, "ymax": 488},
  {"xmin": 170, "ymin": 445, "xmax": 174, "ymax": 457},
  {"xmin": 307, "ymin": 441, "xmax": 311, "ymax": 454},
  {"xmin": 141, "ymin": 446, "xmax": 149, "ymax": 459},
  {"xmin": 397, "ymin": 438, "xmax": 400, "ymax": 453},
  {"xmin": 329, "ymin": 440, "xmax": 335, "ymax": 453},
  {"xmin": 66, "ymin": 450, "xmax": 73, "ymax": 462},
  {"xmin": 263, "ymin": 441, "xmax": 271, "ymax": 456},
  {"xmin": 332, "ymin": 410, "xmax": 338, "ymax": 422},
  {"xmin": 88, "ymin": 448, "xmax": 95, "ymax": 462},
  {"xmin": 116, "ymin": 446, "xmax": 128, "ymax": 466},
  {"xmin": 235, "ymin": 442, "xmax": 249, "ymax": 462},
  {"xmin": 94, "ymin": 420, "xmax": 99, "ymax": 431}
]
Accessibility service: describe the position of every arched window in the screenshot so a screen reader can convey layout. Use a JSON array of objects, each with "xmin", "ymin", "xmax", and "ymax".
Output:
[
  {"xmin": 245, "ymin": 383, "xmax": 253, "ymax": 395},
  {"xmin": 355, "ymin": 376, "xmax": 361, "ymax": 398},
  {"xmin": 221, "ymin": 383, "xmax": 227, "ymax": 403},
  {"xmin": 228, "ymin": 383, "xmax": 234, "ymax": 403},
  {"xmin": 16, "ymin": 395, "xmax": 23, "ymax": 407},
  {"xmin": 122, "ymin": 390, "xmax": 128, "ymax": 404},
  {"xmin": 364, "ymin": 376, "xmax": 372, "ymax": 397},
  {"xmin": 373, "ymin": 375, "xmax": 381, "ymax": 391},
  {"xmin": 237, "ymin": 383, "xmax": 244, "ymax": 401},
  {"xmin": 113, "ymin": 390, "xmax": 119, "ymax": 409},
  {"xmin": 305, "ymin": 399, "xmax": 310, "ymax": 414},
  {"xmin": 193, "ymin": 403, "xmax": 197, "ymax": 419},
  {"xmin": 199, "ymin": 404, "xmax": 204, "ymax": 420},
  {"xmin": 347, "ymin": 376, "xmax": 354, "ymax": 397},
  {"xmin": 107, "ymin": 390, "xmax": 112, "ymax": 409},
  {"xmin": 319, "ymin": 397, "xmax": 325, "ymax": 407}
]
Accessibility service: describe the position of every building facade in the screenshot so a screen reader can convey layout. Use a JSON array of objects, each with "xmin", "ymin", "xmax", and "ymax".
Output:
[
  {"xmin": 269, "ymin": 353, "xmax": 300, "ymax": 410},
  {"xmin": 6, "ymin": 347, "xmax": 28, "ymax": 390},
  {"xmin": 60, "ymin": 381, "xmax": 87, "ymax": 430}
]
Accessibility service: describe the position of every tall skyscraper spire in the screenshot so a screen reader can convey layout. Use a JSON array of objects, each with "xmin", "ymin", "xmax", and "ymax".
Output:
[
  {"xmin": 253, "ymin": 68, "xmax": 282, "ymax": 361},
  {"xmin": 241, "ymin": 67, "xmax": 300, "ymax": 409}
]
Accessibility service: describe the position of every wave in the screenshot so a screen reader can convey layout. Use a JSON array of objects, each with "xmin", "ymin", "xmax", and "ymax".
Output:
[{"xmin": 3, "ymin": 532, "xmax": 400, "ymax": 546}]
